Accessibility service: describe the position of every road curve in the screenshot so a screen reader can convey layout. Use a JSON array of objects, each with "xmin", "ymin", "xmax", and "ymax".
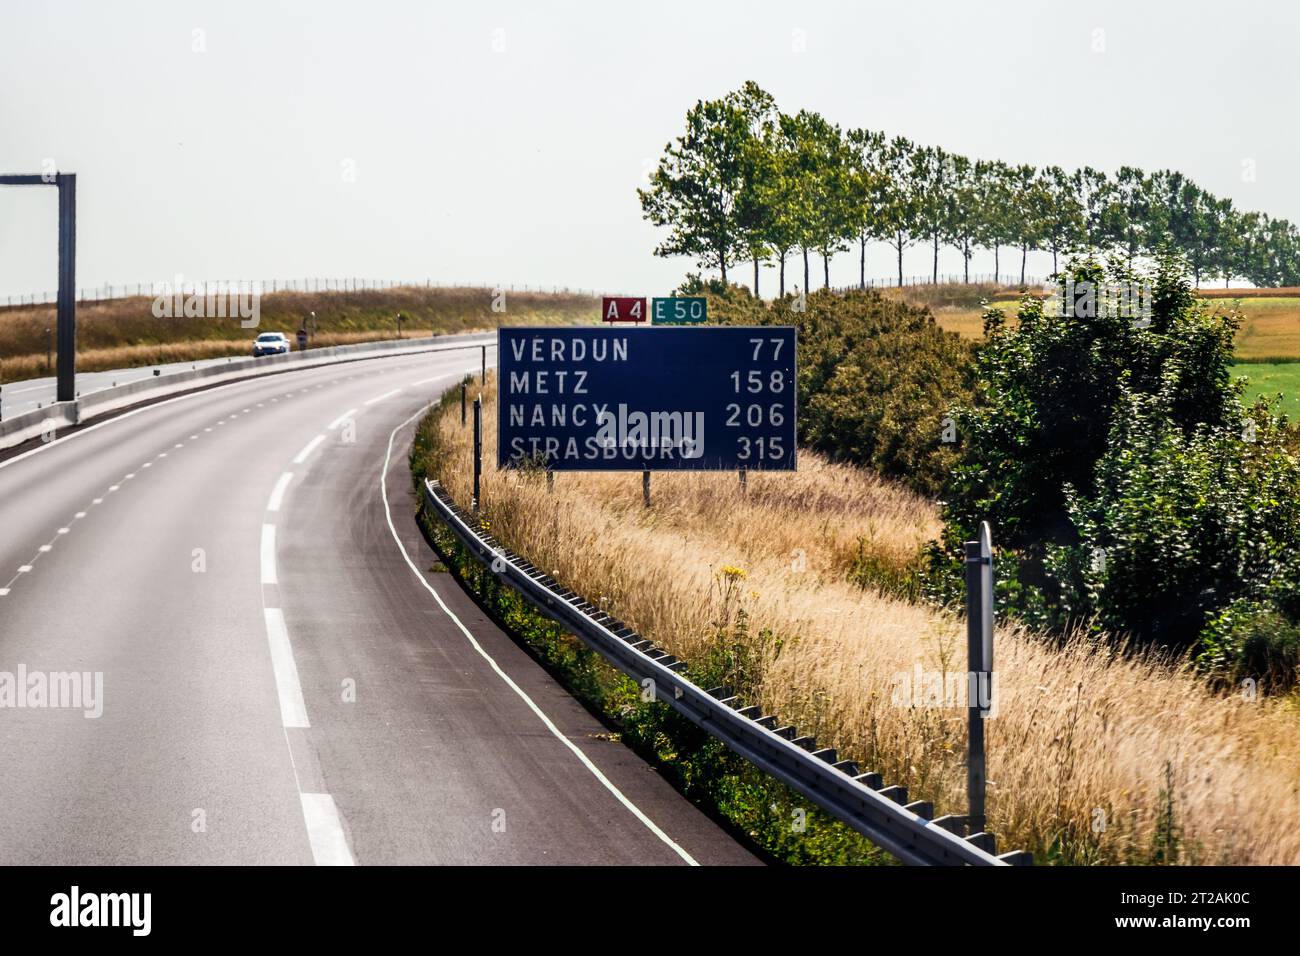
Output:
[{"xmin": 0, "ymin": 347, "xmax": 759, "ymax": 865}]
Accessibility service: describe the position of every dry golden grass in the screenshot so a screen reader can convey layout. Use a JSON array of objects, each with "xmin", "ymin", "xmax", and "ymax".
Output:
[
  {"xmin": 923, "ymin": 289, "xmax": 1300, "ymax": 360},
  {"xmin": 1200, "ymin": 286, "xmax": 1300, "ymax": 299},
  {"xmin": 0, "ymin": 285, "xmax": 598, "ymax": 383},
  {"xmin": 1224, "ymin": 297, "xmax": 1300, "ymax": 360},
  {"xmin": 424, "ymin": 376, "xmax": 1300, "ymax": 864},
  {"xmin": 931, "ymin": 308, "xmax": 997, "ymax": 341}
]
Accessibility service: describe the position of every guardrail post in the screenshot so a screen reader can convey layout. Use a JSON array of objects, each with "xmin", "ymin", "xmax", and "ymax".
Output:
[
  {"xmin": 965, "ymin": 521, "xmax": 994, "ymax": 836},
  {"xmin": 460, "ymin": 381, "xmax": 467, "ymax": 426},
  {"xmin": 642, "ymin": 469, "xmax": 651, "ymax": 508},
  {"xmin": 472, "ymin": 396, "xmax": 482, "ymax": 512}
]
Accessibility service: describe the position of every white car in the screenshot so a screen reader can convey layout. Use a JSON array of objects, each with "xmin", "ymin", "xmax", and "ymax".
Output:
[{"xmin": 252, "ymin": 332, "xmax": 291, "ymax": 357}]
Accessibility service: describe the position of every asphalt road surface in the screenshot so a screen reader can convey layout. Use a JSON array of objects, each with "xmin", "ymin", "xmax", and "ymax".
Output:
[{"xmin": 0, "ymin": 346, "xmax": 759, "ymax": 865}]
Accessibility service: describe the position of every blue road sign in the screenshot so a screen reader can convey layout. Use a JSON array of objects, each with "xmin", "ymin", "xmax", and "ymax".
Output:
[{"xmin": 497, "ymin": 326, "xmax": 796, "ymax": 471}]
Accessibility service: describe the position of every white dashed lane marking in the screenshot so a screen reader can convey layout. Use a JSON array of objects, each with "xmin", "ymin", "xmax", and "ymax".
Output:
[
  {"xmin": 258, "ymin": 423, "xmax": 356, "ymax": 865},
  {"xmin": 327, "ymin": 409, "xmax": 356, "ymax": 430},
  {"xmin": 267, "ymin": 472, "xmax": 294, "ymax": 513},
  {"xmin": 299, "ymin": 793, "xmax": 354, "ymax": 866},
  {"xmin": 292, "ymin": 435, "xmax": 325, "ymax": 465},
  {"xmin": 0, "ymin": 351, "xmax": 479, "ymax": 605}
]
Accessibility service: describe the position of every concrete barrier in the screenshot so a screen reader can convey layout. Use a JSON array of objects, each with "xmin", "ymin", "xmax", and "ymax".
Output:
[{"xmin": 0, "ymin": 332, "xmax": 493, "ymax": 452}]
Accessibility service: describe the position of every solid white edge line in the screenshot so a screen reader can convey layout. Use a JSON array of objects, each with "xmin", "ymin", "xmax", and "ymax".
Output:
[
  {"xmin": 299, "ymin": 793, "xmax": 354, "ymax": 865},
  {"xmin": 380, "ymin": 404, "xmax": 698, "ymax": 866},
  {"xmin": 267, "ymin": 472, "xmax": 294, "ymax": 512},
  {"xmin": 292, "ymin": 434, "xmax": 325, "ymax": 465},
  {"xmin": 364, "ymin": 388, "xmax": 402, "ymax": 405},
  {"xmin": 327, "ymin": 408, "xmax": 357, "ymax": 430},
  {"xmin": 263, "ymin": 608, "xmax": 310, "ymax": 729},
  {"xmin": 260, "ymin": 523, "xmax": 278, "ymax": 584}
]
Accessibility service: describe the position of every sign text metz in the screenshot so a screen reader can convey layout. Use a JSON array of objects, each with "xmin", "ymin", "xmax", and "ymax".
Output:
[{"xmin": 498, "ymin": 327, "xmax": 796, "ymax": 471}]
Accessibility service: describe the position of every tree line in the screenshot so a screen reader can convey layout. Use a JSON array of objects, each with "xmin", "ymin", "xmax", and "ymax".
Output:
[{"xmin": 639, "ymin": 82, "xmax": 1300, "ymax": 293}]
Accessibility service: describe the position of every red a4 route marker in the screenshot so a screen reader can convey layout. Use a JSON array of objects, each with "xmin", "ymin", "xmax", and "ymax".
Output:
[{"xmin": 602, "ymin": 296, "xmax": 647, "ymax": 323}]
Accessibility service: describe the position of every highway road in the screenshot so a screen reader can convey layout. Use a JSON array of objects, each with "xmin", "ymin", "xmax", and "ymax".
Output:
[
  {"xmin": 0, "ymin": 353, "xmax": 253, "ymax": 419},
  {"xmin": 0, "ymin": 345, "xmax": 759, "ymax": 865}
]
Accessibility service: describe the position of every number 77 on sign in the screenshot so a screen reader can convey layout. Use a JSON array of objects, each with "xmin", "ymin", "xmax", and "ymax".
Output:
[{"xmin": 602, "ymin": 296, "xmax": 646, "ymax": 323}]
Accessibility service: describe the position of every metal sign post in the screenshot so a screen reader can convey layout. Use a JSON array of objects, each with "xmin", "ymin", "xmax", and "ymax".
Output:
[
  {"xmin": 0, "ymin": 173, "xmax": 76, "ymax": 403},
  {"xmin": 460, "ymin": 381, "xmax": 467, "ymax": 426},
  {"xmin": 642, "ymin": 469, "xmax": 651, "ymax": 507},
  {"xmin": 55, "ymin": 174, "xmax": 76, "ymax": 403},
  {"xmin": 965, "ymin": 521, "xmax": 994, "ymax": 836},
  {"xmin": 472, "ymin": 396, "xmax": 483, "ymax": 513},
  {"xmin": 481, "ymin": 345, "xmax": 486, "ymax": 384}
]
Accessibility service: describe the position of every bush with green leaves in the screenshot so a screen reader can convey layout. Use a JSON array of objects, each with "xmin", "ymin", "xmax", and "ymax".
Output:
[
  {"xmin": 934, "ymin": 257, "xmax": 1300, "ymax": 685},
  {"xmin": 1197, "ymin": 600, "xmax": 1300, "ymax": 694},
  {"xmin": 1055, "ymin": 389, "xmax": 1300, "ymax": 645},
  {"xmin": 698, "ymin": 285, "xmax": 974, "ymax": 496}
]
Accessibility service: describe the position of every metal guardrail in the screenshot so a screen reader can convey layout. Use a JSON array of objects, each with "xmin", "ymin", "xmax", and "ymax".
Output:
[{"xmin": 421, "ymin": 478, "xmax": 1032, "ymax": 867}]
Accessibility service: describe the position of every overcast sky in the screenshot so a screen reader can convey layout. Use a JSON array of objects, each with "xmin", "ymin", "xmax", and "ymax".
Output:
[{"xmin": 2, "ymin": 0, "xmax": 1296, "ymax": 299}]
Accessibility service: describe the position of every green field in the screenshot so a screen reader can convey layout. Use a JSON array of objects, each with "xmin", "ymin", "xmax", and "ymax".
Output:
[{"xmin": 1234, "ymin": 361, "xmax": 1300, "ymax": 418}]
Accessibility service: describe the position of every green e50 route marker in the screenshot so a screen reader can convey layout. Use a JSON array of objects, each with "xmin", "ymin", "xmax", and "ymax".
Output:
[{"xmin": 652, "ymin": 296, "xmax": 707, "ymax": 325}]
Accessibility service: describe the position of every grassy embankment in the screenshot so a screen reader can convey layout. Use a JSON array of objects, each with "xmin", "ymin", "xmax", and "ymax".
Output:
[
  {"xmin": 413, "ymin": 374, "xmax": 1300, "ymax": 865},
  {"xmin": 0, "ymin": 286, "xmax": 599, "ymax": 383}
]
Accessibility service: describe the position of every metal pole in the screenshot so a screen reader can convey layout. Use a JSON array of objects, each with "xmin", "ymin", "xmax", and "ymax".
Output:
[
  {"xmin": 642, "ymin": 469, "xmax": 651, "ymax": 507},
  {"xmin": 965, "ymin": 521, "xmax": 994, "ymax": 836},
  {"xmin": 481, "ymin": 344, "xmax": 486, "ymax": 383},
  {"xmin": 460, "ymin": 381, "xmax": 467, "ymax": 426},
  {"xmin": 739, "ymin": 466, "xmax": 747, "ymax": 495},
  {"xmin": 46, "ymin": 327, "xmax": 52, "ymax": 374},
  {"xmin": 56, "ymin": 174, "xmax": 75, "ymax": 402},
  {"xmin": 472, "ymin": 396, "xmax": 482, "ymax": 513}
]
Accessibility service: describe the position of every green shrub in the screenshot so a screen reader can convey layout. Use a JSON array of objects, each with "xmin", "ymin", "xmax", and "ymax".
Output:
[
  {"xmin": 933, "ymin": 256, "xmax": 1300, "ymax": 687},
  {"xmin": 1052, "ymin": 389, "xmax": 1300, "ymax": 650},
  {"xmin": 1197, "ymin": 600, "xmax": 1300, "ymax": 693},
  {"xmin": 704, "ymin": 286, "xmax": 974, "ymax": 496}
]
